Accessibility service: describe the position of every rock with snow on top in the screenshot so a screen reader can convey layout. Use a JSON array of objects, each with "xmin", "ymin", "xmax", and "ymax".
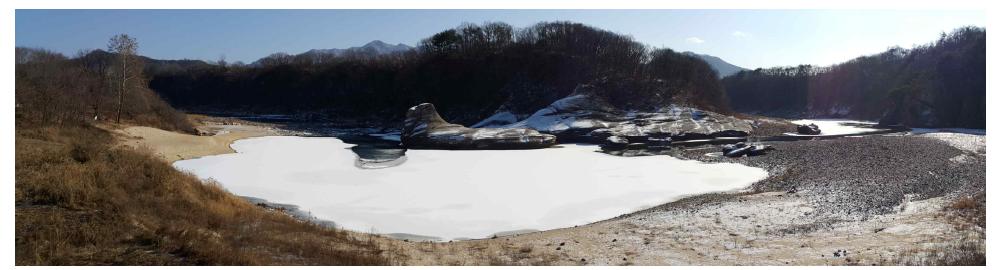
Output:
[
  {"xmin": 470, "ymin": 111, "xmax": 520, "ymax": 128},
  {"xmin": 401, "ymin": 103, "xmax": 557, "ymax": 149},
  {"xmin": 490, "ymin": 85, "xmax": 752, "ymax": 144}
]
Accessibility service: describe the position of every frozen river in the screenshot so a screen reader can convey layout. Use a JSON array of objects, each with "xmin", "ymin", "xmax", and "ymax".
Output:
[
  {"xmin": 174, "ymin": 136, "xmax": 768, "ymax": 240},
  {"xmin": 790, "ymin": 119, "xmax": 881, "ymax": 135}
]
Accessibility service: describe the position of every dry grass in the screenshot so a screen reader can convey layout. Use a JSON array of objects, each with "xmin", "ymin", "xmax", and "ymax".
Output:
[
  {"xmin": 15, "ymin": 123, "xmax": 393, "ymax": 265},
  {"xmin": 891, "ymin": 193, "xmax": 985, "ymax": 266},
  {"xmin": 948, "ymin": 192, "xmax": 985, "ymax": 229},
  {"xmin": 894, "ymin": 236, "xmax": 985, "ymax": 266}
]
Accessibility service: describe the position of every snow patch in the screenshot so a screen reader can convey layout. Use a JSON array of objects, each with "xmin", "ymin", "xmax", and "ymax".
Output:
[
  {"xmin": 790, "ymin": 119, "xmax": 880, "ymax": 135},
  {"xmin": 500, "ymin": 94, "xmax": 617, "ymax": 133},
  {"xmin": 914, "ymin": 131, "xmax": 986, "ymax": 154}
]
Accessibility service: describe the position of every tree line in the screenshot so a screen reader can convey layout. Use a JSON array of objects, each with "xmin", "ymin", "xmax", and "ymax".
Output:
[
  {"xmin": 16, "ymin": 34, "xmax": 194, "ymax": 132},
  {"xmin": 144, "ymin": 21, "xmax": 729, "ymax": 125},
  {"xmin": 723, "ymin": 26, "xmax": 985, "ymax": 128}
]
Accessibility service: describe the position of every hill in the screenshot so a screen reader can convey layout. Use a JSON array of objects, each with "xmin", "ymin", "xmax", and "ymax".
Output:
[
  {"xmin": 683, "ymin": 52, "xmax": 747, "ymax": 78},
  {"xmin": 15, "ymin": 47, "xmax": 393, "ymax": 266},
  {"xmin": 723, "ymin": 26, "xmax": 985, "ymax": 128},
  {"xmin": 147, "ymin": 21, "xmax": 732, "ymax": 124}
]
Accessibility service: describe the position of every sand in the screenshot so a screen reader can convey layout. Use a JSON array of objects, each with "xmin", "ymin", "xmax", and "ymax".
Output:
[
  {"xmin": 393, "ymin": 192, "xmax": 979, "ymax": 266},
  {"xmin": 114, "ymin": 124, "xmax": 279, "ymax": 162}
]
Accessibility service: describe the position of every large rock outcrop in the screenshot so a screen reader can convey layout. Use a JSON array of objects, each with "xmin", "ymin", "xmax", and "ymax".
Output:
[
  {"xmin": 477, "ymin": 85, "xmax": 753, "ymax": 145},
  {"xmin": 401, "ymin": 103, "xmax": 557, "ymax": 149}
]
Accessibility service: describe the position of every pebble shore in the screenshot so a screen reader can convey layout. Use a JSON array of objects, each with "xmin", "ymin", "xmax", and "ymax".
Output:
[{"xmin": 664, "ymin": 134, "xmax": 985, "ymax": 219}]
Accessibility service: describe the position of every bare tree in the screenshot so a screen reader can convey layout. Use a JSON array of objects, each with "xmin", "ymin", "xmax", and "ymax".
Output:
[
  {"xmin": 108, "ymin": 34, "xmax": 140, "ymax": 123},
  {"xmin": 216, "ymin": 54, "xmax": 228, "ymax": 68}
]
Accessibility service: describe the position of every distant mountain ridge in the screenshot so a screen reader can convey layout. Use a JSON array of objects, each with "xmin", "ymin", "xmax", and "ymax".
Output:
[
  {"xmin": 303, "ymin": 40, "xmax": 414, "ymax": 56},
  {"xmin": 683, "ymin": 52, "xmax": 747, "ymax": 78}
]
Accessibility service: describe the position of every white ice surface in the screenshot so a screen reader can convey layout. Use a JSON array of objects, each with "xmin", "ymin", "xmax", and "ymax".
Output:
[
  {"xmin": 790, "ymin": 119, "xmax": 880, "ymax": 135},
  {"xmin": 174, "ymin": 136, "xmax": 768, "ymax": 240}
]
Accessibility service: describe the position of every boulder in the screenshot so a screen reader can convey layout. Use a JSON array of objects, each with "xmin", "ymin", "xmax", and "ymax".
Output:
[
  {"xmin": 722, "ymin": 142, "xmax": 753, "ymax": 157},
  {"xmin": 746, "ymin": 145, "xmax": 774, "ymax": 156},
  {"xmin": 722, "ymin": 142, "xmax": 774, "ymax": 157},
  {"xmin": 796, "ymin": 123, "xmax": 822, "ymax": 135},
  {"xmin": 401, "ymin": 103, "xmax": 557, "ymax": 149},
  {"xmin": 602, "ymin": 136, "xmax": 630, "ymax": 150}
]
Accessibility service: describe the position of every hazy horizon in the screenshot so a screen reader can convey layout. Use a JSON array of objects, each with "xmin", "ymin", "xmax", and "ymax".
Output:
[{"xmin": 16, "ymin": 9, "xmax": 985, "ymax": 69}]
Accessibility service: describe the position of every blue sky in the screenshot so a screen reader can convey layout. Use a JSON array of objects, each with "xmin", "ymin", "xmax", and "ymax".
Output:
[{"xmin": 15, "ymin": 9, "xmax": 985, "ymax": 69}]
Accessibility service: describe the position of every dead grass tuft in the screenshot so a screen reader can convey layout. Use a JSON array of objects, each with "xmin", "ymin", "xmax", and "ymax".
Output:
[{"xmin": 947, "ymin": 192, "xmax": 985, "ymax": 229}]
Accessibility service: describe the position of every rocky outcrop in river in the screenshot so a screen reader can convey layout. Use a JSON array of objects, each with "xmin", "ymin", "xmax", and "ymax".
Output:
[
  {"xmin": 401, "ymin": 103, "xmax": 557, "ymax": 149},
  {"xmin": 476, "ymin": 85, "xmax": 754, "ymax": 146}
]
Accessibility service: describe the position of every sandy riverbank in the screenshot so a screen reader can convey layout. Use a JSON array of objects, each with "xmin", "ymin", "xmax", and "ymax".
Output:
[{"xmin": 112, "ymin": 117, "xmax": 283, "ymax": 162}]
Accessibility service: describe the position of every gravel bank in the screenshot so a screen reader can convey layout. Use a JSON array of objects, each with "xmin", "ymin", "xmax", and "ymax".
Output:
[{"xmin": 660, "ymin": 134, "xmax": 985, "ymax": 219}]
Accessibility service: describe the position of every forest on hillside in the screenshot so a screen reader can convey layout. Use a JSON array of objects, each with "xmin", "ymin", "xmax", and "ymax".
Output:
[
  {"xmin": 724, "ymin": 26, "xmax": 985, "ymax": 128},
  {"xmin": 15, "ymin": 41, "xmax": 194, "ymax": 132},
  {"xmin": 142, "ymin": 21, "xmax": 727, "ymax": 125},
  {"xmin": 20, "ymin": 23, "xmax": 984, "ymax": 129}
]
